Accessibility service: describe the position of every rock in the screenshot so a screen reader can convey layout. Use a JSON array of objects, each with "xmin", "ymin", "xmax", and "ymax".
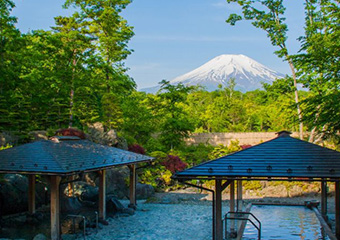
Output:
[
  {"xmin": 98, "ymin": 219, "xmax": 109, "ymax": 225},
  {"xmin": 114, "ymin": 137, "xmax": 128, "ymax": 150},
  {"xmin": 0, "ymin": 131, "xmax": 19, "ymax": 147},
  {"xmin": 107, "ymin": 197, "xmax": 125, "ymax": 213},
  {"xmin": 1, "ymin": 174, "xmax": 47, "ymax": 215},
  {"xmin": 136, "ymin": 183, "xmax": 155, "ymax": 200},
  {"xmin": 32, "ymin": 233, "xmax": 47, "ymax": 240},
  {"xmin": 86, "ymin": 122, "xmax": 128, "ymax": 149},
  {"xmin": 105, "ymin": 130, "xmax": 118, "ymax": 145},
  {"xmin": 61, "ymin": 197, "xmax": 83, "ymax": 213},
  {"xmin": 72, "ymin": 182, "xmax": 98, "ymax": 202},
  {"xmin": 103, "ymin": 168, "xmax": 129, "ymax": 199},
  {"xmin": 6, "ymin": 215, "xmax": 27, "ymax": 226},
  {"xmin": 121, "ymin": 208, "xmax": 135, "ymax": 216},
  {"xmin": 28, "ymin": 131, "xmax": 48, "ymax": 141},
  {"xmin": 160, "ymin": 197, "xmax": 172, "ymax": 204},
  {"xmin": 1, "ymin": 174, "xmax": 28, "ymax": 214},
  {"xmin": 27, "ymin": 212, "xmax": 45, "ymax": 224}
]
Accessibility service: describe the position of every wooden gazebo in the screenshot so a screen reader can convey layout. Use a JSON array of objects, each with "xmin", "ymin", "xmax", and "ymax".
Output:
[
  {"xmin": 173, "ymin": 131, "xmax": 340, "ymax": 240},
  {"xmin": 0, "ymin": 136, "xmax": 153, "ymax": 240}
]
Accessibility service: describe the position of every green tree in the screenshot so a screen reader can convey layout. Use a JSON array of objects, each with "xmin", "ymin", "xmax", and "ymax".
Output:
[
  {"xmin": 157, "ymin": 80, "xmax": 195, "ymax": 149},
  {"xmin": 292, "ymin": 0, "xmax": 340, "ymax": 142},
  {"xmin": 64, "ymin": 0, "xmax": 135, "ymax": 93},
  {"xmin": 226, "ymin": 0, "xmax": 304, "ymax": 139},
  {"xmin": 52, "ymin": 15, "xmax": 92, "ymax": 127},
  {"xmin": 121, "ymin": 91, "xmax": 155, "ymax": 145},
  {"xmin": 0, "ymin": 0, "xmax": 26, "ymax": 132}
]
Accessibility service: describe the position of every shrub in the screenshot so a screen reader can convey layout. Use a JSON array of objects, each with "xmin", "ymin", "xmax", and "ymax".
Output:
[
  {"xmin": 170, "ymin": 144, "xmax": 214, "ymax": 167},
  {"xmin": 55, "ymin": 128, "xmax": 86, "ymax": 139},
  {"xmin": 0, "ymin": 144, "xmax": 12, "ymax": 151},
  {"xmin": 161, "ymin": 155, "xmax": 187, "ymax": 173},
  {"xmin": 128, "ymin": 144, "xmax": 146, "ymax": 155},
  {"xmin": 240, "ymin": 144, "xmax": 252, "ymax": 150},
  {"xmin": 209, "ymin": 140, "xmax": 242, "ymax": 159}
]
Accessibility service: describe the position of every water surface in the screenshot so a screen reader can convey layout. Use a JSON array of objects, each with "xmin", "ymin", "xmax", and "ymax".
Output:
[{"xmin": 242, "ymin": 205, "xmax": 329, "ymax": 240}]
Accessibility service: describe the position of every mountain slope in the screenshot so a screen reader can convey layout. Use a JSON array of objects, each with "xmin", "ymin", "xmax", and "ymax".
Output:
[{"xmin": 141, "ymin": 54, "xmax": 285, "ymax": 93}]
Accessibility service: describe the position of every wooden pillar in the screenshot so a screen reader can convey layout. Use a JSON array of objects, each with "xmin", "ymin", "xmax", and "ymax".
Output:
[
  {"xmin": 50, "ymin": 176, "xmax": 61, "ymax": 240},
  {"xmin": 99, "ymin": 170, "xmax": 106, "ymax": 220},
  {"xmin": 28, "ymin": 175, "xmax": 36, "ymax": 214},
  {"xmin": 335, "ymin": 181, "xmax": 340, "ymax": 238},
  {"xmin": 230, "ymin": 181, "xmax": 235, "ymax": 212},
  {"xmin": 321, "ymin": 181, "xmax": 328, "ymax": 219},
  {"xmin": 129, "ymin": 165, "xmax": 137, "ymax": 208},
  {"xmin": 230, "ymin": 180, "xmax": 236, "ymax": 234},
  {"xmin": 237, "ymin": 180, "xmax": 243, "ymax": 211},
  {"xmin": 215, "ymin": 179, "xmax": 223, "ymax": 240}
]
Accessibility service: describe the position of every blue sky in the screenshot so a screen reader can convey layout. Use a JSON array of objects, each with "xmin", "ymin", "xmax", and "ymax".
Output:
[{"xmin": 12, "ymin": 0, "xmax": 305, "ymax": 89}]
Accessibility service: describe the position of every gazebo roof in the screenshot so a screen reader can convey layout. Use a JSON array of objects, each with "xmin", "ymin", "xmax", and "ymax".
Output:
[
  {"xmin": 174, "ymin": 132, "xmax": 340, "ymax": 181},
  {"xmin": 0, "ymin": 139, "xmax": 153, "ymax": 175}
]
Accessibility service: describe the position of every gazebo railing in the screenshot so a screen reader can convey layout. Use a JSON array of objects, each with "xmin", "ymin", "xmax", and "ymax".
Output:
[
  {"xmin": 67, "ymin": 214, "xmax": 87, "ymax": 239},
  {"xmin": 224, "ymin": 211, "xmax": 261, "ymax": 240}
]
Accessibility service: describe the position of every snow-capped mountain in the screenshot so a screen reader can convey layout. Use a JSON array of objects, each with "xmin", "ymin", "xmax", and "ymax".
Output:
[{"xmin": 141, "ymin": 54, "xmax": 285, "ymax": 93}]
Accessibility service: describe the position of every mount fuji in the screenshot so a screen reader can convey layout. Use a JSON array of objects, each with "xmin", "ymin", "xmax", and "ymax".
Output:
[{"xmin": 140, "ymin": 54, "xmax": 285, "ymax": 93}]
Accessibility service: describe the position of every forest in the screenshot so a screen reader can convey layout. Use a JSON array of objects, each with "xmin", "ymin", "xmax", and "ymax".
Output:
[{"xmin": 0, "ymin": 0, "xmax": 339, "ymax": 187}]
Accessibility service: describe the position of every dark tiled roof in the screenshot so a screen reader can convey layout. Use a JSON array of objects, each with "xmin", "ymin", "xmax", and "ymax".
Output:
[
  {"xmin": 0, "ymin": 140, "xmax": 153, "ymax": 175},
  {"xmin": 174, "ymin": 135, "xmax": 340, "ymax": 180}
]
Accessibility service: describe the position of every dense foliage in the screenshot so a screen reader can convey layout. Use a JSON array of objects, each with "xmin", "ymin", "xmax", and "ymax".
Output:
[
  {"xmin": 0, "ymin": 0, "xmax": 339, "ymax": 192},
  {"xmin": 0, "ymin": 0, "xmax": 134, "ymax": 138}
]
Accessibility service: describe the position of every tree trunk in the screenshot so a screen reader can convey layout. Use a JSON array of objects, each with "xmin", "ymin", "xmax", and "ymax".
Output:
[
  {"xmin": 287, "ymin": 58, "xmax": 303, "ymax": 140},
  {"xmin": 69, "ymin": 55, "xmax": 76, "ymax": 128}
]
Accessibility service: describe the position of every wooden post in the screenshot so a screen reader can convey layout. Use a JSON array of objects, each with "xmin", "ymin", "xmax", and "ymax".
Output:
[
  {"xmin": 99, "ymin": 170, "xmax": 106, "ymax": 220},
  {"xmin": 50, "ymin": 176, "xmax": 61, "ymax": 240},
  {"xmin": 237, "ymin": 180, "xmax": 243, "ymax": 211},
  {"xmin": 230, "ymin": 181, "xmax": 235, "ymax": 212},
  {"xmin": 335, "ymin": 181, "xmax": 340, "ymax": 238},
  {"xmin": 215, "ymin": 179, "xmax": 223, "ymax": 240},
  {"xmin": 230, "ymin": 181, "xmax": 236, "ymax": 235},
  {"xmin": 321, "ymin": 181, "xmax": 328, "ymax": 220},
  {"xmin": 28, "ymin": 175, "xmax": 36, "ymax": 214},
  {"xmin": 129, "ymin": 165, "xmax": 137, "ymax": 208}
]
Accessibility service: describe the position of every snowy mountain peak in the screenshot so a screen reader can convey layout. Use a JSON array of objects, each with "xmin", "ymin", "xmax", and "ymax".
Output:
[{"xmin": 141, "ymin": 54, "xmax": 285, "ymax": 93}]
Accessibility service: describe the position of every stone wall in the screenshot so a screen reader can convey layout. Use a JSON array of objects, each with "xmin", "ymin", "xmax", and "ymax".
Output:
[{"xmin": 185, "ymin": 132, "xmax": 301, "ymax": 146}]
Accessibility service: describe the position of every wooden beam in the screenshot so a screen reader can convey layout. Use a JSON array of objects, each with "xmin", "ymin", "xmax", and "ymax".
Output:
[
  {"xmin": 50, "ymin": 176, "xmax": 61, "ymax": 240},
  {"xmin": 129, "ymin": 165, "xmax": 137, "ymax": 208},
  {"xmin": 336, "ymin": 181, "xmax": 340, "ymax": 238},
  {"xmin": 99, "ymin": 170, "xmax": 106, "ymax": 220},
  {"xmin": 237, "ymin": 180, "xmax": 243, "ymax": 212},
  {"xmin": 312, "ymin": 206, "xmax": 337, "ymax": 240},
  {"xmin": 222, "ymin": 180, "xmax": 232, "ymax": 191},
  {"xmin": 215, "ymin": 179, "xmax": 223, "ymax": 240},
  {"xmin": 321, "ymin": 181, "xmax": 328, "ymax": 220},
  {"xmin": 28, "ymin": 175, "xmax": 36, "ymax": 214}
]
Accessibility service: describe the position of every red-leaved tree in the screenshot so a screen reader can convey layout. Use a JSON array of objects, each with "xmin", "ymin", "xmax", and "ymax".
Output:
[
  {"xmin": 161, "ymin": 155, "xmax": 187, "ymax": 173},
  {"xmin": 128, "ymin": 144, "xmax": 146, "ymax": 155}
]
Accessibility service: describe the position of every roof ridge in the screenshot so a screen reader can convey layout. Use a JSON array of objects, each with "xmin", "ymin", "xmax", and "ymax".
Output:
[{"xmin": 43, "ymin": 141, "xmax": 67, "ymax": 172}]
